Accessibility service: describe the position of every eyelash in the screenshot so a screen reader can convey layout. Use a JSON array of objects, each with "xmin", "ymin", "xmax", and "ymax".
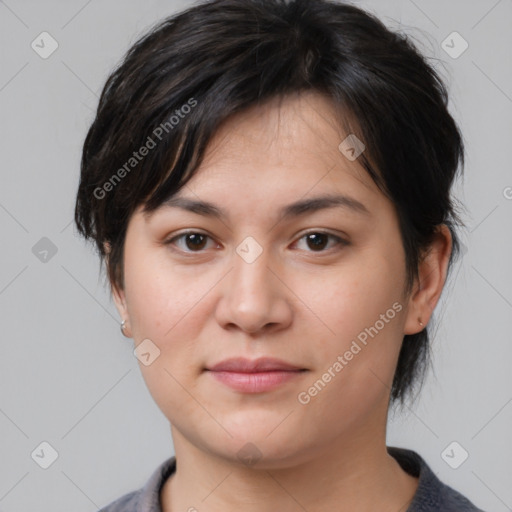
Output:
[{"xmin": 163, "ymin": 230, "xmax": 349, "ymax": 255}]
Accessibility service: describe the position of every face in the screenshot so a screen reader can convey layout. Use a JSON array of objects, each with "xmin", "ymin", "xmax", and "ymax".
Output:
[{"xmin": 112, "ymin": 91, "xmax": 426, "ymax": 468}]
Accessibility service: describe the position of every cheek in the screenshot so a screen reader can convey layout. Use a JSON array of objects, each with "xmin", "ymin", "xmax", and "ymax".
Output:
[
  {"xmin": 293, "ymin": 273, "xmax": 405, "ymax": 428},
  {"xmin": 310, "ymin": 253, "xmax": 403, "ymax": 333},
  {"xmin": 122, "ymin": 253, "xmax": 210, "ymax": 417},
  {"xmin": 124, "ymin": 246, "xmax": 202, "ymax": 339},
  {"xmin": 123, "ymin": 249, "xmax": 216, "ymax": 388},
  {"xmin": 301, "ymin": 249, "xmax": 406, "ymax": 385}
]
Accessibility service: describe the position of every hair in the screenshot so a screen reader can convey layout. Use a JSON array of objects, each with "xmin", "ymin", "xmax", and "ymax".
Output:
[{"xmin": 74, "ymin": 0, "xmax": 465, "ymax": 407}]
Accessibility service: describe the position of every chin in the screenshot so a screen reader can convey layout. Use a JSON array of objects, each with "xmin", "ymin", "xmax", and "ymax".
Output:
[{"xmin": 211, "ymin": 423, "xmax": 309, "ymax": 468}]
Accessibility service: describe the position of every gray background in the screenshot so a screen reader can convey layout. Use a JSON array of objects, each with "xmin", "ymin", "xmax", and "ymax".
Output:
[{"xmin": 0, "ymin": 0, "xmax": 511, "ymax": 510}]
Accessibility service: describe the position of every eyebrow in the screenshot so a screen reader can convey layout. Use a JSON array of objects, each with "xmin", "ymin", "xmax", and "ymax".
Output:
[{"xmin": 153, "ymin": 193, "xmax": 371, "ymax": 221}]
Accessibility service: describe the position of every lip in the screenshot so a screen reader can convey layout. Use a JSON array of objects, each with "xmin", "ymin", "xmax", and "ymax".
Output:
[
  {"xmin": 205, "ymin": 357, "xmax": 307, "ymax": 393},
  {"xmin": 207, "ymin": 357, "xmax": 304, "ymax": 373}
]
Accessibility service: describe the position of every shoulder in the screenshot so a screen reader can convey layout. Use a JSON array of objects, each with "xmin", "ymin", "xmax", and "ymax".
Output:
[
  {"xmin": 387, "ymin": 446, "xmax": 487, "ymax": 512},
  {"xmin": 98, "ymin": 489, "xmax": 140, "ymax": 511},
  {"xmin": 98, "ymin": 456, "xmax": 177, "ymax": 512}
]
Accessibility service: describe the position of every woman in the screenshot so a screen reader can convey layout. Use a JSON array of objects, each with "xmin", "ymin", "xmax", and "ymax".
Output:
[{"xmin": 74, "ymin": 0, "xmax": 485, "ymax": 510}]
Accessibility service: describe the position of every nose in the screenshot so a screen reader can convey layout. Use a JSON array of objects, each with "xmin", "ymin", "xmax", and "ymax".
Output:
[{"xmin": 214, "ymin": 243, "xmax": 293, "ymax": 335}]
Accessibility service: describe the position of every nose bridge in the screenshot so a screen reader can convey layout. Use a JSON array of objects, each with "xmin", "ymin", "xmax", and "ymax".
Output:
[
  {"xmin": 231, "ymin": 235, "xmax": 275, "ymax": 305},
  {"xmin": 215, "ymin": 235, "xmax": 291, "ymax": 333}
]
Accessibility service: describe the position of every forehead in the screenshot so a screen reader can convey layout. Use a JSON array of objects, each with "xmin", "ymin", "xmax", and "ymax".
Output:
[
  {"xmin": 208, "ymin": 93, "xmax": 338, "ymax": 152},
  {"xmin": 190, "ymin": 92, "xmax": 377, "ymax": 193},
  {"xmin": 139, "ymin": 91, "xmax": 387, "ymax": 220}
]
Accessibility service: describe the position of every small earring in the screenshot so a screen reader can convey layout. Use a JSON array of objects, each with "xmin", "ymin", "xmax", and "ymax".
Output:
[
  {"xmin": 120, "ymin": 319, "xmax": 130, "ymax": 338},
  {"xmin": 418, "ymin": 318, "xmax": 424, "ymax": 327}
]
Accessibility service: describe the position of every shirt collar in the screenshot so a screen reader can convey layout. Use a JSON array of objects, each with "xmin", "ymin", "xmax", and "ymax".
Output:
[
  {"xmin": 133, "ymin": 447, "xmax": 452, "ymax": 511},
  {"xmin": 136, "ymin": 456, "xmax": 177, "ymax": 511}
]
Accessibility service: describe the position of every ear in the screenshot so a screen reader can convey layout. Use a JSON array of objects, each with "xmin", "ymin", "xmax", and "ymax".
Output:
[
  {"xmin": 403, "ymin": 224, "xmax": 453, "ymax": 335},
  {"xmin": 104, "ymin": 241, "xmax": 131, "ymax": 334}
]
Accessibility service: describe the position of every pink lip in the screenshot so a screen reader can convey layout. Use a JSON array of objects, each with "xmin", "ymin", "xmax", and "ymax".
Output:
[
  {"xmin": 205, "ymin": 357, "xmax": 307, "ymax": 393},
  {"xmin": 207, "ymin": 357, "xmax": 304, "ymax": 372}
]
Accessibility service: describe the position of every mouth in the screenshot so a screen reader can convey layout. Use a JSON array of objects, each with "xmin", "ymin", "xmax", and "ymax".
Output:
[{"xmin": 204, "ymin": 357, "xmax": 308, "ymax": 393}]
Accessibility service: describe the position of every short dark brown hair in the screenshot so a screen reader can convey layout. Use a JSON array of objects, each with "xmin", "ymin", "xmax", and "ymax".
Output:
[{"xmin": 74, "ymin": 0, "xmax": 466, "ymax": 407}]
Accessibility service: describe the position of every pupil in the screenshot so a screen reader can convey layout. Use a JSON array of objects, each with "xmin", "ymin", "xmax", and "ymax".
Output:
[
  {"xmin": 308, "ymin": 233, "xmax": 327, "ymax": 250},
  {"xmin": 187, "ymin": 234, "xmax": 206, "ymax": 250}
]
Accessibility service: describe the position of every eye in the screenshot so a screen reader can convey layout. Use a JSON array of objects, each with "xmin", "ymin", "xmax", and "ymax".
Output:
[
  {"xmin": 294, "ymin": 231, "xmax": 349, "ymax": 252},
  {"xmin": 164, "ymin": 231, "xmax": 217, "ymax": 253},
  {"xmin": 164, "ymin": 230, "xmax": 349, "ymax": 254}
]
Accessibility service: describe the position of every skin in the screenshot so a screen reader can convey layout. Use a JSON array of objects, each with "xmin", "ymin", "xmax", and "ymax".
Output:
[{"xmin": 108, "ymin": 91, "xmax": 452, "ymax": 512}]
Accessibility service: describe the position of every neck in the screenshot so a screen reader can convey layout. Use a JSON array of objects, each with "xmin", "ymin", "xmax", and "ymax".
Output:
[{"xmin": 161, "ymin": 423, "xmax": 418, "ymax": 512}]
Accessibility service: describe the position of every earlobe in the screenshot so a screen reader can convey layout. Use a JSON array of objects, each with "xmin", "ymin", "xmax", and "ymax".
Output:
[
  {"xmin": 403, "ymin": 224, "xmax": 452, "ymax": 335},
  {"xmin": 112, "ymin": 283, "xmax": 133, "ymax": 338},
  {"xmin": 103, "ymin": 240, "xmax": 133, "ymax": 338},
  {"xmin": 403, "ymin": 290, "xmax": 430, "ymax": 336}
]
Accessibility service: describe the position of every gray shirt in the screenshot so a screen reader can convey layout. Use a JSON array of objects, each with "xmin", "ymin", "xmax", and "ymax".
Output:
[{"xmin": 99, "ymin": 446, "xmax": 486, "ymax": 511}]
